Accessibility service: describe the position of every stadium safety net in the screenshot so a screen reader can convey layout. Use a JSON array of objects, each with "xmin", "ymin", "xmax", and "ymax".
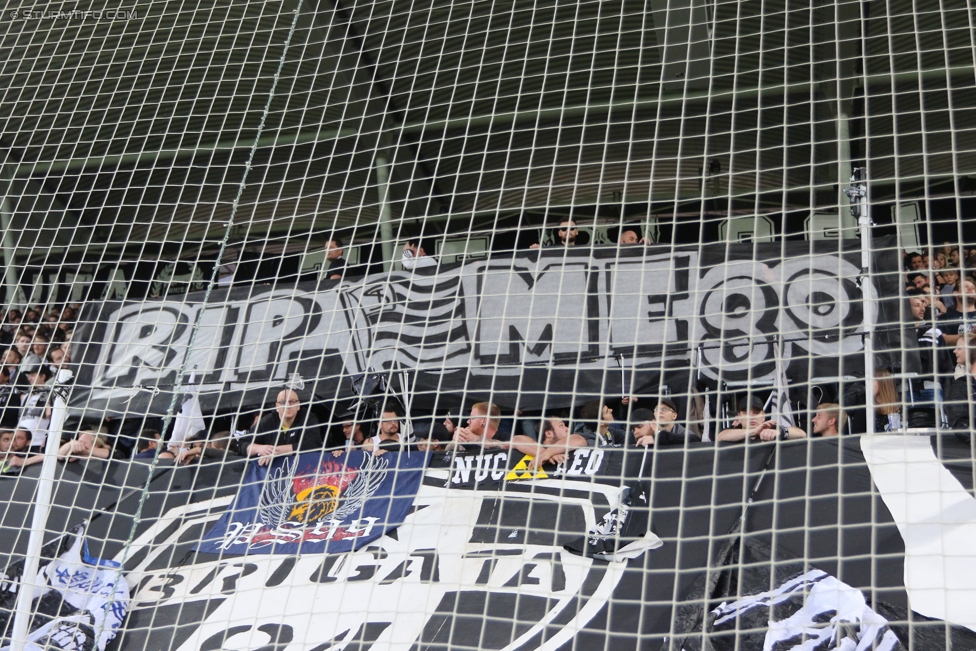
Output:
[{"xmin": 2, "ymin": 0, "xmax": 976, "ymax": 649}]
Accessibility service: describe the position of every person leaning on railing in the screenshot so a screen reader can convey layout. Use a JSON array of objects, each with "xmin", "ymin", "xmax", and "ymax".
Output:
[{"xmin": 232, "ymin": 387, "xmax": 321, "ymax": 466}]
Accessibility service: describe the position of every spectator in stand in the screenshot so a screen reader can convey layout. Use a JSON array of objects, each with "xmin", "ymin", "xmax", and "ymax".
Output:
[
  {"xmin": 717, "ymin": 397, "xmax": 771, "ymax": 442},
  {"xmin": 920, "ymin": 285, "xmax": 947, "ymax": 315},
  {"xmin": 842, "ymin": 369, "xmax": 904, "ymax": 434},
  {"xmin": 939, "ymin": 268, "xmax": 960, "ymax": 310},
  {"xmin": 0, "ymin": 313, "xmax": 13, "ymax": 347},
  {"xmin": 14, "ymin": 333, "xmax": 39, "ymax": 368},
  {"xmin": 949, "ymin": 248, "xmax": 962, "ymax": 267},
  {"xmin": 577, "ymin": 398, "xmax": 627, "ymax": 447},
  {"xmin": 616, "ymin": 224, "xmax": 651, "ymax": 246},
  {"xmin": 530, "ymin": 219, "xmax": 578, "ymax": 249},
  {"xmin": 57, "ymin": 429, "xmax": 113, "ymax": 462},
  {"xmin": 22, "ymin": 308, "xmax": 39, "ymax": 324},
  {"xmin": 810, "ymin": 404, "xmax": 847, "ymax": 437},
  {"xmin": 132, "ymin": 430, "xmax": 173, "ymax": 461},
  {"xmin": 909, "ymin": 293, "xmax": 954, "ymax": 427},
  {"xmin": 0, "ymin": 365, "xmax": 17, "ymax": 428},
  {"xmin": 628, "ymin": 398, "xmax": 702, "ymax": 447},
  {"xmin": 939, "ymin": 277, "xmax": 976, "ymax": 345},
  {"xmin": 234, "ymin": 387, "xmax": 321, "ymax": 466},
  {"xmin": 906, "ymin": 252, "xmax": 924, "ymax": 272},
  {"xmin": 341, "ymin": 420, "xmax": 366, "ymax": 449},
  {"xmin": 450, "ymin": 402, "xmax": 508, "ymax": 449},
  {"xmin": 874, "ymin": 369, "xmax": 904, "ymax": 431},
  {"xmin": 401, "ymin": 238, "xmax": 437, "ymax": 271},
  {"xmin": 946, "ymin": 333, "xmax": 976, "ymax": 438},
  {"xmin": 1, "ymin": 349, "xmax": 20, "ymax": 384},
  {"xmin": 366, "ymin": 406, "xmax": 402, "ymax": 454},
  {"xmin": 511, "ymin": 415, "xmax": 587, "ymax": 470},
  {"xmin": 907, "ymin": 273, "xmax": 928, "ymax": 291},
  {"xmin": 323, "ymin": 235, "xmax": 348, "ymax": 280},
  {"xmin": 414, "ymin": 421, "xmax": 453, "ymax": 453},
  {"xmin": 17, "ymin": 366, "xmax": 52, "ymax": 450},
  {"xmin": 717, "ymin": 397, "xmax": 805, "ymax": 443},
  {"xmin": 47, "ymin": 347, "xmax": 65, "ymax": 379},
  {"xmin": 1, "ymin": 429, "xmax": 38, "ymax": 471},
  {"xmin": 171, "ymin": 430, "xmax": 226, "ymax": 465},
  {"xmin": 0, "ymin": 429, "xmax": 13, "ymax": 457}
]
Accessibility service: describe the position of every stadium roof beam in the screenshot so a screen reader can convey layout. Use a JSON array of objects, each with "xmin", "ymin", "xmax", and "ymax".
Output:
[
  {"xmin": 10, "ymin": 67, "xmax": 973, "ymax": 180},
  {"xmin": 299, "ymin": 0, "xmax": 450, "ymax": 219},
  {"xmin": 8, "ymin": 86, "xmax": 820, "ymax": 178}
]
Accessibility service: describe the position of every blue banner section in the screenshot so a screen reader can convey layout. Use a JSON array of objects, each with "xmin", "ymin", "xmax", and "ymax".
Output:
[{"xmin": 196, "ymin": 449, "xmax": 427, "ymax": 555}]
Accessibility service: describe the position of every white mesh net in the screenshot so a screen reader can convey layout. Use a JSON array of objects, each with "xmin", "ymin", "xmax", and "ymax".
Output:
[{"xmin": 2, "ymin": 0, "xmax": 976, "ymax": 649}]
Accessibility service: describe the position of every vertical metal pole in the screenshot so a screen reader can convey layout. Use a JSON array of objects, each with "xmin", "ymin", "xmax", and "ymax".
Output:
[
  {"xmin": 847, "ymin": 169, "xmax": 876, "ymax": 434},
  {"xmin": 375, "ymin": 156, "xmax": 394, "ymax": 272},
  {"xmin": 837, "ymin": 112, "xmax": 852, "ymax": 216},
  {"xmin": 0, "ymin": 172, "xmax": 17, "ymax": 307},
  {"xmin": 10, "ymin": 369, "xmax": 73, "ymax": 651}
]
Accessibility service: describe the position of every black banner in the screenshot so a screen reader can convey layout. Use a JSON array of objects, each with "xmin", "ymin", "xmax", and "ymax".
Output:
[
  {"xmin": 5, "ymin": 437, "xmax": 976, "ymax": 649},
  {"xmin": 69, "ymin": 238, "xmax": 909, "ymax": 418}
]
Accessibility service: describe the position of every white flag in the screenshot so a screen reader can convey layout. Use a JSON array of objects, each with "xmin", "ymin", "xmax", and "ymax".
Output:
[
  {"xmin": 171, "ymin": 379, "xmax": 206, "ymax": 446},
  {"xmin": 0, "ymin": 524, "xmax": 130, "ymax": 651}
]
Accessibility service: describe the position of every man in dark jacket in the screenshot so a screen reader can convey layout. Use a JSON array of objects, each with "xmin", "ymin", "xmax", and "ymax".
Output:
[
  {"xmin": 946, "ymin": 333, "xmax": 976, "ymax": 438},
  {"xmin": 234, "ymin": 388, "xmax": 321, "ymax": 465},
  {"xmin": 630, "ymin": 398, "xmax": 701, "ymax": 447}
]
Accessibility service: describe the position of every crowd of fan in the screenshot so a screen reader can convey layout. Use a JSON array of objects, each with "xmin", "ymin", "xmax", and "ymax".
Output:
[
  {"xmin": 902, "ymin": 243, "xmax": 976, "ymax": 434},
  {"xmin": 0, "ymin": 304, "xmax": 81, "ymax": 471},
  {"xmin": 5, "ymin": 239, "xmax": 976, "ymax": 473},
  {"xmin": 1, "ymin": 376, "xmax": 859, "ymax": 474}
]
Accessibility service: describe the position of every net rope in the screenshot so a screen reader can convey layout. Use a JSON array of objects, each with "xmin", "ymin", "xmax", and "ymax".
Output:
[{"xmin": 1, "ymin": 0, "xmax": 976, "ymax": 649}]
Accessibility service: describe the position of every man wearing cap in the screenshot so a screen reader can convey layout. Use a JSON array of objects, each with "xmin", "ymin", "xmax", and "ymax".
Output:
[{"xmin": 630, "ymin": 398, "xmax": 699, "ymax": 447}]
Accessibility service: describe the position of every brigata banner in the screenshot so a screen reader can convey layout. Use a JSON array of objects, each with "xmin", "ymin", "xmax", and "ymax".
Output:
[
  {"xmin": 70, "ymin": 237, "xmax": 909, "ymax": 416},
  {"xmin": 195, "ymin": 449, "xmax": 426, "ymax": 555}
]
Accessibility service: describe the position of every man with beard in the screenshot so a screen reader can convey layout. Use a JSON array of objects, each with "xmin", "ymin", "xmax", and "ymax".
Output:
[
  {"xmin": 530, "ymin": 219, "xmax": 579, "ymax": 249},
  {"xmin": 511, "ymin": 415, "xmax": 587, "ymax": 469},
  {"xmin": 809, "ymin": 404, "xmax": 847, "ymax": 437},
  {"xmin": 366, "ymin": 406, "xmax": 402, "ymax": 454}
]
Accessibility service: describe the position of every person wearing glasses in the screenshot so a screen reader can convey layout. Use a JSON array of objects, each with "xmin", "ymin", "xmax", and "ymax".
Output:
[
  {"xmin": 630, "ymin": 398, "xmax": 700, "ymax": 446},
  {"xmin": 530, "ymin": 220, "xmax": 578, "ymax": 249},
  {"xmin": 235, "ymin": 388, "xmax": 321, "ymax": 465},
  {"xmin": 366, "ymin": 406, "xmax": 403, "ymax": 454}
]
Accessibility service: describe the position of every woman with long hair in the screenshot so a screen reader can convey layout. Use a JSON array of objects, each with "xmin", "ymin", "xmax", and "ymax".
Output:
[{"xmin": 873, "ymin": 369, "xmax": 903, "ymax": 431}]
